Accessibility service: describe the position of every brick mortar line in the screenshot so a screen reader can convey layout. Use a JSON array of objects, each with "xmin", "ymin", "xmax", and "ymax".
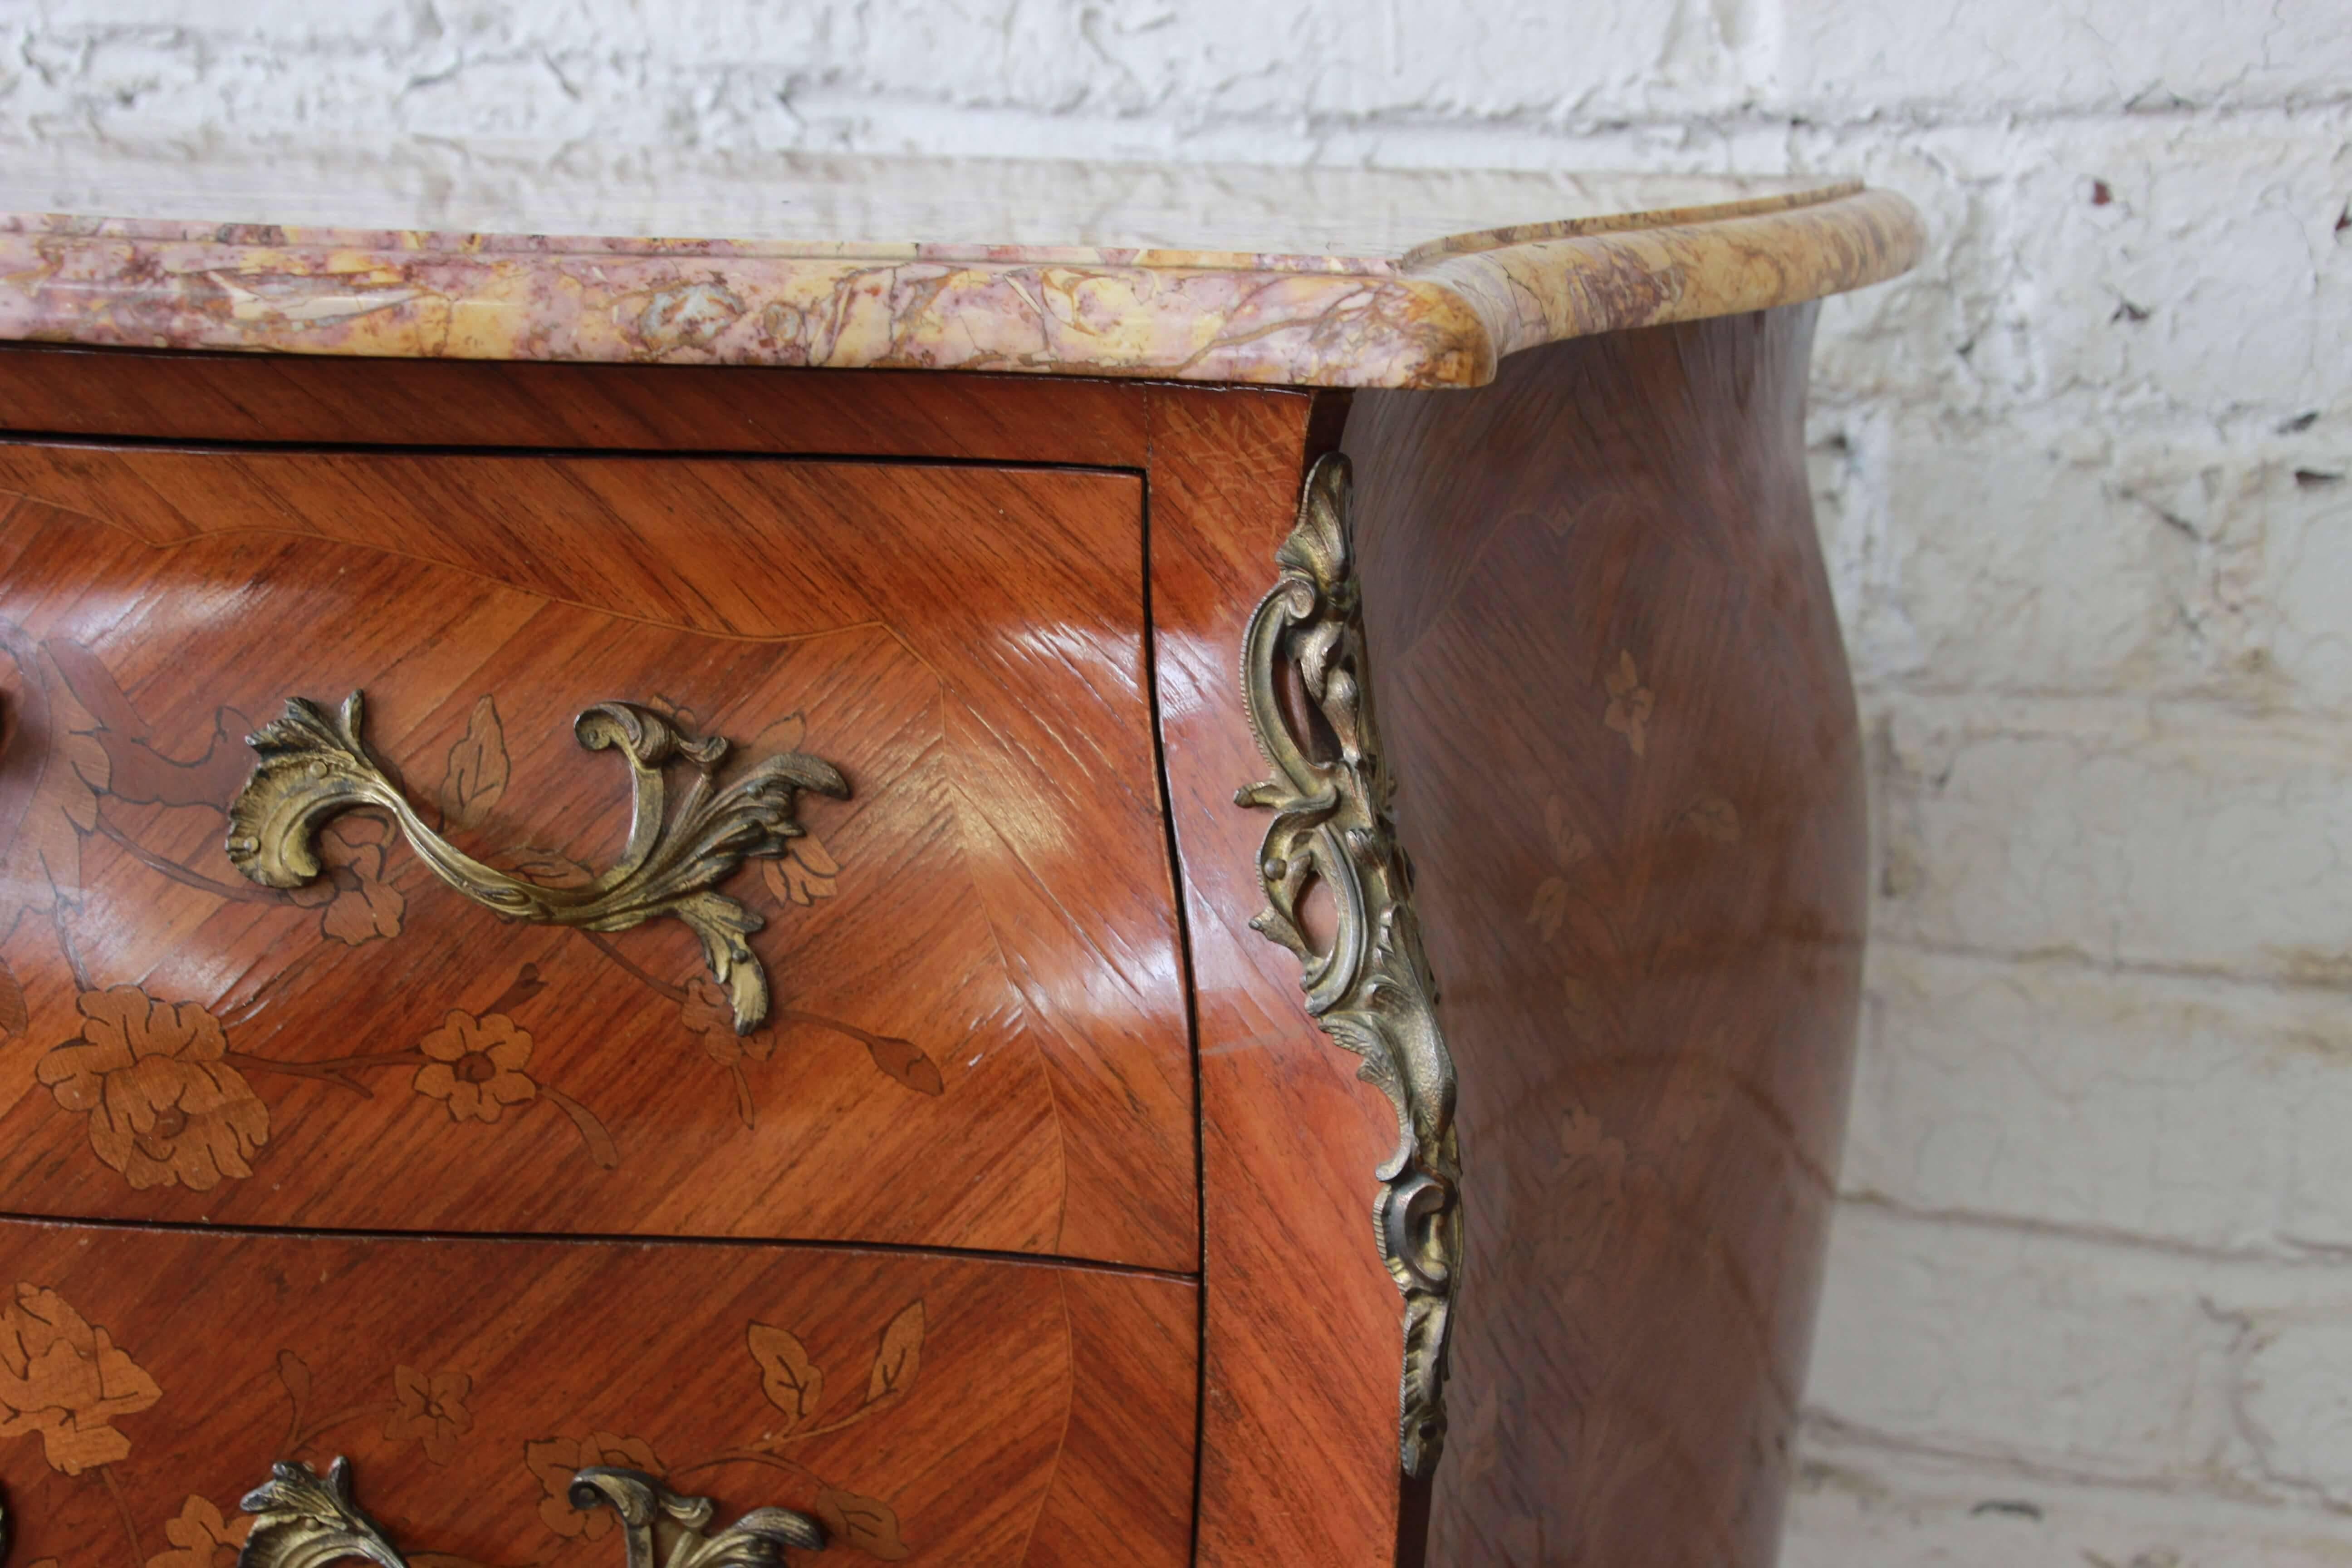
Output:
[
  {"xmin": 1830, "ymin": 1191, "xmax": 2352, "ymax": 1271},
  {"xmin": 1865, "ymin": 936, "xmax": 2352, "ymax": 996},
  {"xmin": 1796, "ymin": 1409, "xmax": 2352, "ymax": 1518}
]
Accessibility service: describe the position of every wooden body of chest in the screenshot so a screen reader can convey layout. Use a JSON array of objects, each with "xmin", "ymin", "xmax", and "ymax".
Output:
[{"xmin": 0, "ymin": 304, "xmax": 1861, "ymax": 1567}]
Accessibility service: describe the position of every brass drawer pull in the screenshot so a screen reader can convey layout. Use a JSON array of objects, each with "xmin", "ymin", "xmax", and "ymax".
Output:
[
  {"xmin": 237, "ymin": 1458, "xmax": 826, "ymax": 1568},
  {"xmin": 225, "ymin": 694, "xmax": 848, "ymax": 1035}
]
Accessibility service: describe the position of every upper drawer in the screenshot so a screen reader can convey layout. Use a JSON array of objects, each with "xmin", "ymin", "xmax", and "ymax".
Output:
[{"xmin": 0, "ymin": 443, "xmax": 1195, "ymax": 1270}]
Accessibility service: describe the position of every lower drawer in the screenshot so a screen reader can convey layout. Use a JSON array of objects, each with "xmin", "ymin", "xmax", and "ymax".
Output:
[{"xmin": 0, "ymin": 1221, "xmax": 1193, "ymax": 1567}]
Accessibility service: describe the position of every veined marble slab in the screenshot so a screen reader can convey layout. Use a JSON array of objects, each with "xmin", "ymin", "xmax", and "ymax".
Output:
[{"xmin": 0, "ymin": 149, "xmax": 1921, "ymax": 387}]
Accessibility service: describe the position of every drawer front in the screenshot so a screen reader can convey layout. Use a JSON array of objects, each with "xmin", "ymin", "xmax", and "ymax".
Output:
[
  {"xmin": 0, "ymin": 1219, "xmax": 1194, "ymax": 1568},
  {"xmin": 0, "ymin": 446, "xmax": 1193, "ymax": 1269}
]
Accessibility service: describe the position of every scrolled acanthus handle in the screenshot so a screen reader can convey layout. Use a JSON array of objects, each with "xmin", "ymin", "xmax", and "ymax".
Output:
[
  {"xmin": 225, "ymin": 692, "xmax": 848, "ymax": 1034},
  {"xmin": 235, "ymin": 1458, "xmax": 826, "ymax": 1568}
]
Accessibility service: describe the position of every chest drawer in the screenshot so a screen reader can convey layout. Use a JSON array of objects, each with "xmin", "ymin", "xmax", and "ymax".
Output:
[
  {"xmin": 0, "ymin": 445, "xmax": 1194, "ymax": 1270},
  {"xmin": 0, "ymin": 1217, "xmax": 1194, "ymax": 1568}
]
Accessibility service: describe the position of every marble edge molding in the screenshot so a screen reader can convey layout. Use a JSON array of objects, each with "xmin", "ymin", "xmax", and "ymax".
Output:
[{"xmin": 0, "ymin": 188, "xmax": 1921, "ymax": 389}]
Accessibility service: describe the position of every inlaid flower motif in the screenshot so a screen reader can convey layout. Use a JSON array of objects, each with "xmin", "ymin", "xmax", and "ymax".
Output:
[
  {"xmin": 146, "ymin": 1494, "xmax": 250, "ymax": 1568},
  {"xmin": 283, "ymin": 816, "xmax": 405, "ymax": 946},
  {"xmin": 524, "ymin": 1431, "xmax": 663, "ymax": 1539},
  {"xmin": 383, "ymin": 1365, "xmax": 472, "ymax": 1464},
  {"xmin": 1602, "ymin": 651, "xmax": 1653, "ymax": 758},
  {"xmin": 0, "ymin": 1282, "xmax": 162, "ymax": 1475},
  {"xmin": 413, "ymin": 1011, "xmax": 536, "ymax": 1123},
  {"xmin": 35, "ymin": 986, "xmax": 269, "ymax": 1192},
  {"xmin": 1525, "ymin": 794, "xmax": 1595, "ymax": 944}
]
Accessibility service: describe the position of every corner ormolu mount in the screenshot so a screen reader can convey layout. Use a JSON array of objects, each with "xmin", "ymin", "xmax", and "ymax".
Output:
[
  {"xmin": 235, "ymin": 1458, "xmax": 825, "ymax": 1568},
  {"xmin": 1235, "ymin": 452, "xmax": 1462, "ymax": 1478}
]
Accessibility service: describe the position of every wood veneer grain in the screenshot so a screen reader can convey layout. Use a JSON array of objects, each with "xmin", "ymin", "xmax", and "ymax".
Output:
[
  {"xmin": 0, "ymin": 340, "xmax": 1872, "ymax": 1566},
  {"xmin": 1142, "ymin": 384, "xmax": 1407, "ymax": 1568},
  {"xmin": 0, "ymin": 346, "xmax": 1149, "ymax": 466},
  {"xmin": 0, "ymin": 446, "xmax": 1193, "ymax": 1270},
  {"xmin": 0, "ymin": 1218, "xmax": 1196, "ymax": 1568},
  {"xmin": 1345, "ymin": 306, "xmax": 1865, "ymax": 1566}
]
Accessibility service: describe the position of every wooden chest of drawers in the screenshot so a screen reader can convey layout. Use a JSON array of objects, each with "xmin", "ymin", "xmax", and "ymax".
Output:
[{"xmin": 0, "ymin": 160, "xmax": 1918, "ymax": 1567}]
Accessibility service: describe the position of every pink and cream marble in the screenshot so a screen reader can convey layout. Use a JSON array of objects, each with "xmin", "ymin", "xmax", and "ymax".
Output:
[{"xmin": 0, "ymin": 154, "xmax": 1921, "ymax": 388}]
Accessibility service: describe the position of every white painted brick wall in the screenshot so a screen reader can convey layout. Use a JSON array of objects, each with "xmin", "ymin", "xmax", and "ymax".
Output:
[{"xmin": 5, "ymin": 2, "xmax": 2347, "ymax": 1560}]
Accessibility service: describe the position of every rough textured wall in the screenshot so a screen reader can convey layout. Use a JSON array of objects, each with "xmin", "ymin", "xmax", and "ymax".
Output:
[{"xmin": 6, "ymin": 2, "xmax": 2350, "ymax": 1562}]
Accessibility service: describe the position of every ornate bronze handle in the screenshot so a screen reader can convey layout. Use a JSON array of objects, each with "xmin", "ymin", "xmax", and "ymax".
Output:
[
  {"xmin": 236, "ymin": 1458, "xmax": 825, "ymax": 1568},
  {"xmin": 225, "ymin": 693, "xmax": 848, "ymax": 1035}
]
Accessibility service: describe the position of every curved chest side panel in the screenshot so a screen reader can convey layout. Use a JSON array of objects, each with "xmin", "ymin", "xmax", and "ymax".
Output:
[
  {"xmin": 0, "ymin": 1219, "xmax": 1195, "ymax": 1568},
  {"xmin": 1144, "ymin": 387, "xmax": 1408, "ymax": 1568},
  {"xmin": 0, "ymin": 448, "xmax": 1194, "ymax": 1270},
  {"xmin": 1346, "ymin": 306, "xmax": 1865, "ymax": 1565}
]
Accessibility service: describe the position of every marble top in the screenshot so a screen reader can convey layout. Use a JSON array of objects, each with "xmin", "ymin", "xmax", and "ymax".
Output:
[{"xmin": 0, "ymin": 150, "xmax": 1923, "ymax": 388}]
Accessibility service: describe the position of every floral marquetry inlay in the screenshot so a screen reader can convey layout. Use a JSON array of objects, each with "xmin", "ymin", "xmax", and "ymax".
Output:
[
  {"xmin": 35, "ymin": 988, "xmax": 269, "ymax": 1193},
  {"xmin": 0, "ymin": 1300, "xmax": 945, "ymax": 1568},
  {"xmin": 413, "ymin": 1013, "xmax": 537, "ymax": 1125},
  {"xmin": 0, "ymin": 1283, "xmax": 160, "ymax": 1476},
  {"xmin": 146, "ymin": 1495, "xmax": 250, "ymax": 1568},
  {"xmin": 0, "ymin": 633, "xmax": 951, "ymax": 1196},
  {"xmin": 528, "ymin": 1436, "xmax": 664, "ymax": 1540}
]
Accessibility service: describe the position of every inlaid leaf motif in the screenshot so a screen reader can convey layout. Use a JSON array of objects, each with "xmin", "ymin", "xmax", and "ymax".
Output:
[
  {"xmin": 1527, "ymin": 881, "xmax": 1571, "ymax": 942},
  {"xmin": 812, "ymin": 1489, "xmax": 907, "ymax": 1562},
  {"xmin": 46, "ymin": 637, "xmax": 253, "ymax": 813},
  {"xmin": 747, "ymin": 1323, "xmax": 823, "ymax": 1426},
  {"xmin": 1553, "ymin": 1108, "xmax": 1630, "ymax": 1278},
  {"xmin": 762, "ymin": 836, "xmax": 840, "ymax": 908},
  {"xmin": 436, "ymin": 696, "xmax": 510, "ymax": 833},
  {"xmin": 864, "ymin": 1300, "xmax": 924, "ymax": 1409},
  {"xmin": 1544, "ymin": 797, "xmax": 1593, "ymax": 868},
  {"xmin": 0, "ymin": 1281, "xmax": 163, "ymax": 1475},
  {"xmin": 1528, "ymin": 796, "xmax": 1595, "ymax": 941},
  {"xmin": 524, "ymin": 1432, "xmax": 662, "ymax": 1539},
  {"xmin": 41, "ymin": 641, "xmax": 142, "ymax": 738},
  {"xmin": 87, "ymin": 711, "xmax": 256, "ymax": 812},
  {"xmin": 1680, "ymin": 795, "xmax": 1741, "ymax": 843},
  {"xmin": 862, "ymin": 1034, "xmax": 944, "ymax": 1098},
  {"xmin": 145, "ymin": 1493, "xmax": 251, "ymax": 1568},
  {"xmin": 1602, "ymin": 651, "xmax": 1653, "ymax": 758}
]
